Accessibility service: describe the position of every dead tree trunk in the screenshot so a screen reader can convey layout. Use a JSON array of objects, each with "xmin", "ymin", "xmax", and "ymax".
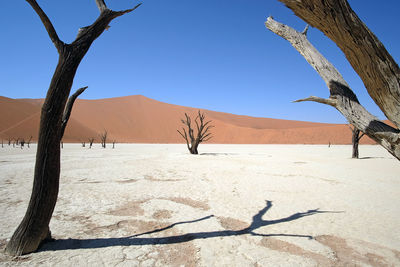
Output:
[
  {"xmin": 177, "ymin": 111, "xmax": 213, "ymax": 154},
  {"xmin": 27, "ymin": 136, "xmax": 33, "ymax": 148},
  {"xmin": 349, "ymin": 126, "xmax": 365, "ymax": 159},
  {"xmin": 265, "ymin": 17, "xmax": 400, "ymax": 160},
  {"xmin": 20, "ymin": 139, "xmax": 25, "ymax": 149},
  {"xmin": 7, "ymin": 138, "xmax": 12, "ymax": 146},
  {"xmin": 5, "ymin": 0, "xmax": 141, "ymax": 256},
  {"xmin": 81, "ymin": 141, "xmax": 86, "ymax": 147},
  {"xmin": 277, "ymin": 0, "xmax": 400, "ymax": 129},
  {"xmin": 100, "ymin": 130, "xmax": 108, "ymax": 148},
  {"xmin": 112, "ymin": 140, "xmax": 116, "ymax": 149},
  {"xmin": 88, "ymin": 138, "xmax": 95, "ymax": 149}
]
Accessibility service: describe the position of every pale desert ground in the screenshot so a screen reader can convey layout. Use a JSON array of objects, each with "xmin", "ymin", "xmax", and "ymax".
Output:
[{"xmin": 0, "ymin": 144, "xmax": 399, "ymax": 266}]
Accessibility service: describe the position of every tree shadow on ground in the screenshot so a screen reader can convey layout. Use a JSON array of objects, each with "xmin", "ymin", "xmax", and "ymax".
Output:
[{"xmin": 39, "ymin": 200, "xmax": 341, "ymax": 251}]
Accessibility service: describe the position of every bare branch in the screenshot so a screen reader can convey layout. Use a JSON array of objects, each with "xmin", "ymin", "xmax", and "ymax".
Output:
[
  {"xmin": 95, "ymin": 0, "xmax": 108, "ymax": 12},
  {"xmin": 266, "ymin": 16, "xmax": 400, "ymax": 159},
  {"xmin": 61, "ymin": 86, "xmax": 88, "ymax": 138},
  {"xmin": 25, "ymin": 0, "xmax": 64, "ymax": 52},
  {"xmin": 113, "ymin": 3, "xmax": 142, "ymax": 17},
  {"xmin": 293, "ymin": 96, "xmax": 337, "ymax": 107},
  {"xmin": 302, "ymin": 24, "xmax": 309, "ymax": 36}
]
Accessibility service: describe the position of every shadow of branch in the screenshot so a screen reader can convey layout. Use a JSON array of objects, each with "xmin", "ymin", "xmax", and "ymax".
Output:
[{"xmin": 39, "ymin": 200, "xmax": 342, "ymax": 251}]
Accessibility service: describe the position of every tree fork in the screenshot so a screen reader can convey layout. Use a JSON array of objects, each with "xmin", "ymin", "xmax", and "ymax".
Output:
[{"xmin": 265, "ymin": 17, "xmax": 400, "ymax": 160}]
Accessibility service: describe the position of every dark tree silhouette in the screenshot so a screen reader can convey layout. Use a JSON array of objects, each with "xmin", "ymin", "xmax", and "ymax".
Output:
[
  {"xmin": 5, "ymin": 0, "xmax": 141, "ymax": 256},
  {"xmin": 177, "ymin": 111, "xmax": 213, "ymax": 154},
  {"xmin": 100, "ymin": 130, "xmax": 108, "ymax": 148},
  {"xmin": 88, "ymin": 138, "xmax": 95, "ymax": 149},
  {"xmin": 27, "ymin": 136, "xmax": 33, "ymax": 148},
  {"xmin": 112, "ymin": 140, "xmax": 116, "ymax": 149},
  {"xmin": 348, "ymin": 125, "xmax": 365, "ymax": 159},
  {"xmin": 20, "ymin": 139, "xmax": 26, "ymax": 149}
]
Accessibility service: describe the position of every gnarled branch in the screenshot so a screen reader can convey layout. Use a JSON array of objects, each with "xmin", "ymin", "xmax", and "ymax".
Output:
[
  {"xmin": 278, "ymin": 0, "xmax": 400, "ymax": 129},
  {"xmin": 265, "ymin": 16, "xmax": 400, "ymax": 160},
  {"xmin": 61, "ymin": 86, "xmax": 87, "ymax": 138},
  {"xmin": 293, "ymin": 96, "xmax": 337, "ymax": 107},
  {"xmin": 25, "ymin": 0, "xmax": 64, "ymax": 52}
]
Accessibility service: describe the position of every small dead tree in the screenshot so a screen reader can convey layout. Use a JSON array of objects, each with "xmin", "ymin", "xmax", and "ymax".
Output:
[
  {"xmin": 81, "ymin": 141, "xmax": 86, "ymax": 147},
  {"xmin": 1, "ymin": 139, "xmax": 3, "ymax": 148},
  {"xmin": 27, "ymin": 136, "xmax": 33, "ymax": 148},
  {"xmin": 177, "ymin": 111, "xmax": 213, "ymax": 154},
  {"xmin": 348, "ymin": 125, "xmax": 365, "ymax": 159},
  {"xmin": 100, "ymin": 130, "xmax": 108, "ymax": 148},
  {"xmin": 112, "ymin": 140, "xmax": 116, "ymax": 149},
  {"xmin": 88, "ymin": 138, "xmax": 95, "ymax": 149},
  {"xmin": 20, "ymin": 139, "xmax": 26, "ymax": 149},
  {"xmin": 7, "ymin": 137, "xmax": 12, "ymax": 146}
]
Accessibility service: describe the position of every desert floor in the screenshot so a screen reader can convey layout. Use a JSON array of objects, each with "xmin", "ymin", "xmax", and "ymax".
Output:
[{"xmin": 0, "ymin": 144, "xmax": 399, "ymax": 266}]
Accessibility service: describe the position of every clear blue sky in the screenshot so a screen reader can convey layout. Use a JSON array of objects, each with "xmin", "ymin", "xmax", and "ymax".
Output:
[{"xmin": 1, "ymin": 1, "xmax": 399, "ymax": 123}]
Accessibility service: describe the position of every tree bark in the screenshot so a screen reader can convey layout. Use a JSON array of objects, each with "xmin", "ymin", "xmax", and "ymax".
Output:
[
  {"xmin": 5, "ymin": 0, "xmax": 141, "ymax": 256},
  {"xmin": 277, "ymin": 0, "xmax": 400, "ymax": 130},
  {"xmin": 265, "ymin": 17, "xmax": 400, "ymax": 160},
  {"xmin": 352, "ymin": 128, "xmax": 360, "ymax": 159}
]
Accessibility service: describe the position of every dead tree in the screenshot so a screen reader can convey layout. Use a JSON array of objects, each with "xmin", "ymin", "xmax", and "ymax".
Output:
[
  {"xmin": 265, "ymin": 16, "xmax": 400, "ymax": 161},
  {"xmin": 1, "ymin": 139, "xmax": 3, "ymax": 148},
  {"xmin": 348, "ymin": 125, "xmax": 365, "ymax": 159},
  {"xmin": 100, "ymin": 130, "xmax": 108, "ymax": 148},
  {"xmin": 20, "ymin": 139, "xmax": 26, "ymax": 149},
  {"xmin": 177, "ymin": 111, "xmax": 213, "ymax": 154},
  {"xmin": 5, "ymin": 0, "xmax": 141, "ymax": 256},
  {"xmin": 271, "ymin": 0, "xmax": 400, "ymax": 160},
  {"xmin": 88, "ymin": 138, "xmax": 95, "ymax": 149},
  {"xmin": 7, "ymin": 137, "xmax": 12, "ymax": 146},
  {"xmin": 112, "ymin": 140, "xmax": 116, "ymax": 149},
  {"xmin": 27, "ymin": 136, "xmax": 33, "ymax": 148},
  {"xmin": 81, "ymin": 141, "xmax": 86, "ymax": 147}
]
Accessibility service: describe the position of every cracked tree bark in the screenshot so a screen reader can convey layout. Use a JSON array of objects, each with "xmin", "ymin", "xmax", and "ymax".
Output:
[
  {"xmin": 265, "ymin": 17, "xmax": 400, "ymax": 160},
  {"xmin": 5, "ymin": 0, "xmax": 141, "ymax": 256}
]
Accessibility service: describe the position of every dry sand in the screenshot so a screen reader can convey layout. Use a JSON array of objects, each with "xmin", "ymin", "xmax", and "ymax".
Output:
[
  {"xmin": 0, "ymin": 144, "xmax": 399, "ymax": 266},
  {"xmin": 0, "ymin": 95, "xmax": 375, "ymax": 144}
]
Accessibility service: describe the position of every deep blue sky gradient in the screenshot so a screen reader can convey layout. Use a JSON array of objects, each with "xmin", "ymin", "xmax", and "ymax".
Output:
[{"xmin": 1, "ymin": 1, "xmax": 399, "ymax": 123}]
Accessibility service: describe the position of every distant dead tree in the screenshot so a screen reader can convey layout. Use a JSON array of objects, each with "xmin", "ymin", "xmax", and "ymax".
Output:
[
  {"xmin": 100, "ymin": 130, "xmax": 108, "ymax": 148},
  {"xmin": 81, "ymin": 141, "xmax": 86, "ymax": 147},
  {"xmin": 5, "ymin": 0, "xmax": 141, "ymax": 256},
  {"xmin": 27, "ymin": 136, "xmax": 33, "ymax": 148},
  {"xmin": 266, "ymin": 0, "xmax": 400, "ymax": 160},
  {"xmin": 20, "ymin": 139, "xmax": 26, "ymax": 149},
  {"xmin": 88, "ymin": 138, "xmax": 95, "ymax": 149},
  {"xmin": 112, "ymin": 140, "xmax": 116, "ymax": 149},
  {"xmin": 177, "ymin": 111, "xmax": 213, "ymax": 154},
  {"xmin": 1, "ymin": 139, "xmax": 3, "ymax": 148},
  {"xmin": 348, "ymin": 125, "xmax": 365, "ymax": 159},
  {"xmin": 7, "ymin": 137, "xmax": 12, "ymax": 146}
]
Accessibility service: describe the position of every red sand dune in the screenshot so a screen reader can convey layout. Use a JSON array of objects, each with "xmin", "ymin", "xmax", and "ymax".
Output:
[{"xmin": 0, "ymin": 95, "xmax": 375, "ymax": 144}]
